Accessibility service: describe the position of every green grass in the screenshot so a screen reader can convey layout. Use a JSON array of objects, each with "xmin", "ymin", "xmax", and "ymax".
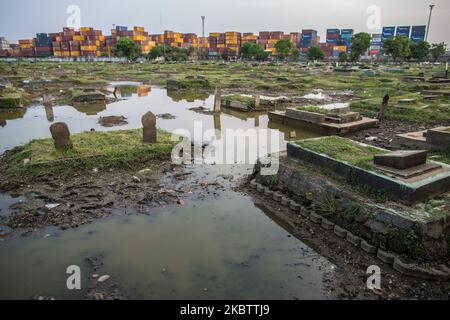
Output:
[
  {"xmin": 221, "ymin": 95, "xmax": 256, "ymax": 108},
  {"xmin": 0, "ymin": 87, "xmax": 28, "ymax": 108},
  {"xmin": 296, "ymin": 136, "xmax": 386, "ymax": 171},
  {"xmin": 1, "ymin": 129, "xmax": 177, "ymax": 180},
  {"xmin": 296, "ymin": 105, "xmax": 329, "ymax": 114}
]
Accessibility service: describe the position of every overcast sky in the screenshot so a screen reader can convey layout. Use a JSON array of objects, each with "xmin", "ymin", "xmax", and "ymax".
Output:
[{"xmin": 1, "ymin": 0, "xmax": 448, "ymax": 45}]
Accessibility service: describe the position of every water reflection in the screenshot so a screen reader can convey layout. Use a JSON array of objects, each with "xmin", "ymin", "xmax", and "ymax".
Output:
[
  {"xmin": 72, "ymin": 102, "xmax": 107, "ymax": 116},
  {"xmin": 113, "ymin": 84, "xmax": 151, "ymax": 99},
  {"xmin": 167, "ymin": 89, "xmax": 210, "ymax": 103},
  {"xmin": 0, "ymin": 86, "xmax": 320, "ymax": 156},
  {"xmin": 0, "ymin": 108, "xmax": 27, "ymax": 128},
  {"xmin": 44, "ymin": 104, "xmax": 54, "ymax": 122}
]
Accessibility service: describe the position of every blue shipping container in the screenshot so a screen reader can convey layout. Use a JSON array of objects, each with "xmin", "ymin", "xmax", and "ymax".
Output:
[
  {"xmin": 327, "ymin": 29, "xmax": 340, "ymax": 35},
  {"xmin": 411, "ymin": 25, "xmax": 426, "ymax": 42},
  {"xmin": 396, "ymin": 26, "xmax": 411, "ymax": 38},
  {"xmin": 382, "ymin": 27, "xmax": 396, "ymax": 39}
]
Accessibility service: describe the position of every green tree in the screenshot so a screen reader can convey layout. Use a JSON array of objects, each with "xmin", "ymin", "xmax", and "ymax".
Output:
[
  {"xmin": 383, "ymin": 36, "xmax": 411, "ymax": 61},
  {"xmin": 339, "ymin": 52, "xmax": 349, "ymax": 62},
  {"xmin": 430, "ymin": 42, "xmax": 447, "ymax": 62},
  {"xmin": 241, "ymin": 42, "xmax": 255, "ymax": 60},
  {"xmin": 274, "ymin": 39, "xmax": 294, "ymax": 59},
  {"xmin": 290, "ymin": 47, "xmax": 300, "ymax": 61},
  {"xmin": 350, "ymin": 32, "xmax": 371, "ymax": 61},
  {"xmin": 241, "ymin": 42, "xmax": 269, "ymax": 61},
  {"xmin": 307, "ymin": 45, "xmax": 325, "ymax": 61},
  {"xmin": 148, "ymin": 45, "xmax": 163, "ymax": 60},
  {"xmin": 410, "ymin": 41, "xmax": 430, "ymax": 61},
  {"xmin": 115, "ymin": 37, "xmax": 141, "ymax": 61}
]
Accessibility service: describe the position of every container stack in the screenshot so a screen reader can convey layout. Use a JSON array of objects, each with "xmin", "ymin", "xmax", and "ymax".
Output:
[
  {"xmin": 341, "ymin": 29, "xmax": 353, "ymax": 48},
  {"xmin": 242, "ymin": 33, "xmax": 258, "ymax": 44},
  {"xmin": 289, "ymin": 32, "xmax": 301, "ymax": 47},
  {"xmin": 300, "ymin": 30, "xmax": 318, "ymax": 50},
  {"xmin": 326, "ymin": 29, "xmax": 341, "ymax": 45},
  {"xmin": 164, "ymin": 31, "xmax": 183, "ymax": 47},
  {"xmin": 369, "ymin": 34, "xmax": 382, "ymax": 56},
  {"xmin": 79, "ymin": 27, "xmax": 105, "ymax": 57},
  {"xmin": 18, "ymin": 39, "xmax": 35, "ymax": 57},
  {"xmin": 10, "ymin": 44, "xmax": 21, "ymax": 57},
  {"xmin": 225, "ymin": 32, "xmax": 241, "ymax": 56},
  {"xmin": 35, "ymin": 33, "xmax": 53, "ymax": 57},
  {"xmin": 181, "ymin": 33, "xmax": 199, "ymax": 49},
  {"xmin": 149, "ymin": 34, "xmax": 164, "ymax": 45},
  {"xmin": 132, "ymin": 27, "xmax": 155, "ymax": 53},
  {"xmin": 411, "ymin": 26, "xmax": 426, "ymax": 43},
  {"xmin": 382, "ymin": 27, "xmax": 396, "ymax": 42},
  {"xmin": 319, "ymin": 43, "xmax": 334, "ymax": 57},
  {"xmin": 396, "ymin": 26, "xmax": 411, "ymax": 38},
  {"xmin": 332, "ymin": 45, "xmax": 347, "ymax": 58},
  {"xmin": 208, "ymin": 33, "xmax": 219, "ymax": 56}
]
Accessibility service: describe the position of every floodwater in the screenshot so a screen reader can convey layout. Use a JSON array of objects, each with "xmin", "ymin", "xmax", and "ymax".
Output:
[{"xmin": 0, "ymin": 83, "xmax": 333, "ymax": 300}]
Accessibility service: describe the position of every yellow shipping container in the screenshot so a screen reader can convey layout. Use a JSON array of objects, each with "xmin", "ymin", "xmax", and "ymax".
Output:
[
  {"xmin": 96, "ymin": 51, "xmax": 101, "ymax": 57},
  {"xmin": 99, "ymin": 35, "xmax": 105, "ymax": 41},
  {"xmin": 54, "ymin": 52, "xmax": 62, "ymax": 57},
  {"xmin": 80, "ymin": 27, "xmax": 91, "ymax": 31},
  {"xmin": 81, "ymin": 45, "xmax": 97, "ymax": 51},
  {"xmin": 133, "ymin": 35, "xmax": 146, "ymax": 41},
  {"xmin": 56, "ymin": 37, "xmax": 62, "ymax": 42},
  {"xmin": 61, "ymin": 51, "xmax": 71, "ymax": 57},
  {"xmin": 70, "ymin": 51, "xmax": 80, "ymax": 57},
  {"xmin": 134, "ymin": 26, "xmax": 145, "ymax": 32},
  {"xmin": 333, "ymin": 46, "xmax": 347, "ymax": 52},
  {"xmin": 73, "ymin": 35, "xmax": 85, "ymax": 41}
]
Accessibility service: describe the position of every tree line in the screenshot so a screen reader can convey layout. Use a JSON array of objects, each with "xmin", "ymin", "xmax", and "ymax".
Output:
[{"xmin": 114, "ymin": 34, "xmax": 447, "ymax": 62}]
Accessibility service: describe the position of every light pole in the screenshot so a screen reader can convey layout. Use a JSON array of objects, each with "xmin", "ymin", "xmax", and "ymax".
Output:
[
  {"xmin": 201, "ymin": 16, "xmax": 206, "ymax": 59},
  {"xmin": 426, "ymin": 4, "xmax": 435, "ymax": 41}
]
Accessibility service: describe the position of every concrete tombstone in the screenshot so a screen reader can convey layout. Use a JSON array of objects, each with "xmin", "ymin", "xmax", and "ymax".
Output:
[
  {"xmin": 142, "ymin": 111, "xmax": 157, "ymax": 144},
  {"xmin": 50, "ymin": 122, "xmax": 73, "ymax": 150}
]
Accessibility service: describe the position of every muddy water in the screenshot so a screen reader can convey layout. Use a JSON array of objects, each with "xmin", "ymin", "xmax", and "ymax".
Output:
[
  {"xmin": 0, "ymin": 84, "xmax": 333, "ymax": 300},
  {"xmin": 0, "ymin": 185, "xmax": 332, "ymax": 300}
]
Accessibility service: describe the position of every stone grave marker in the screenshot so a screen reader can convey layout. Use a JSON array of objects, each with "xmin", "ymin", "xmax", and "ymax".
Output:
[
  {"xmin": 50, "ymin": 122, "xmax": 73, "ymax": 150},
  {"xmin": 142, "ymin": 111, "xmax": 157, "ymax": 144}
]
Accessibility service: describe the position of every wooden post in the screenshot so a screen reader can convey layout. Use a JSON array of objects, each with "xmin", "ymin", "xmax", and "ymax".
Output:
[
  {"xmin": 378, "ymin": 94, "xmax": 390, "ymax": 122},
  {"xmin": 214, "ymin": 87, "xmax": 222, "ymax": 113}
]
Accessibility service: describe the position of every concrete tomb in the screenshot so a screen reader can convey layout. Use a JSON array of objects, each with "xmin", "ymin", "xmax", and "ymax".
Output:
[{"xmin": 142, "ymin": 111, "xmax": 157, "ymax": 144}]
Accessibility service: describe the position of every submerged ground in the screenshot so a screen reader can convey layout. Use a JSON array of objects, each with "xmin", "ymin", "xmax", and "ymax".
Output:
[{"xmin": 0, "ymin": 60, "xmax": 449, "ymax": 300}]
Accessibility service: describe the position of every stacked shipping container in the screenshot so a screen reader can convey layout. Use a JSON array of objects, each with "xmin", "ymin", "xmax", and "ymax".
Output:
[
  {"xmin": 0, "ymin": 24, "xmax": 431, "ymax": 59},
  {"xmin": 300, "ymin": 30, "xmax": 318, "ymax": 51}
]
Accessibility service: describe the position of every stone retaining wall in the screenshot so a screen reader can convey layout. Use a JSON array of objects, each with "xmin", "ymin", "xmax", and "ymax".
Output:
[{"xmin": 252, "ymin": 156, "xmax": 450, "ymax": 265}]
